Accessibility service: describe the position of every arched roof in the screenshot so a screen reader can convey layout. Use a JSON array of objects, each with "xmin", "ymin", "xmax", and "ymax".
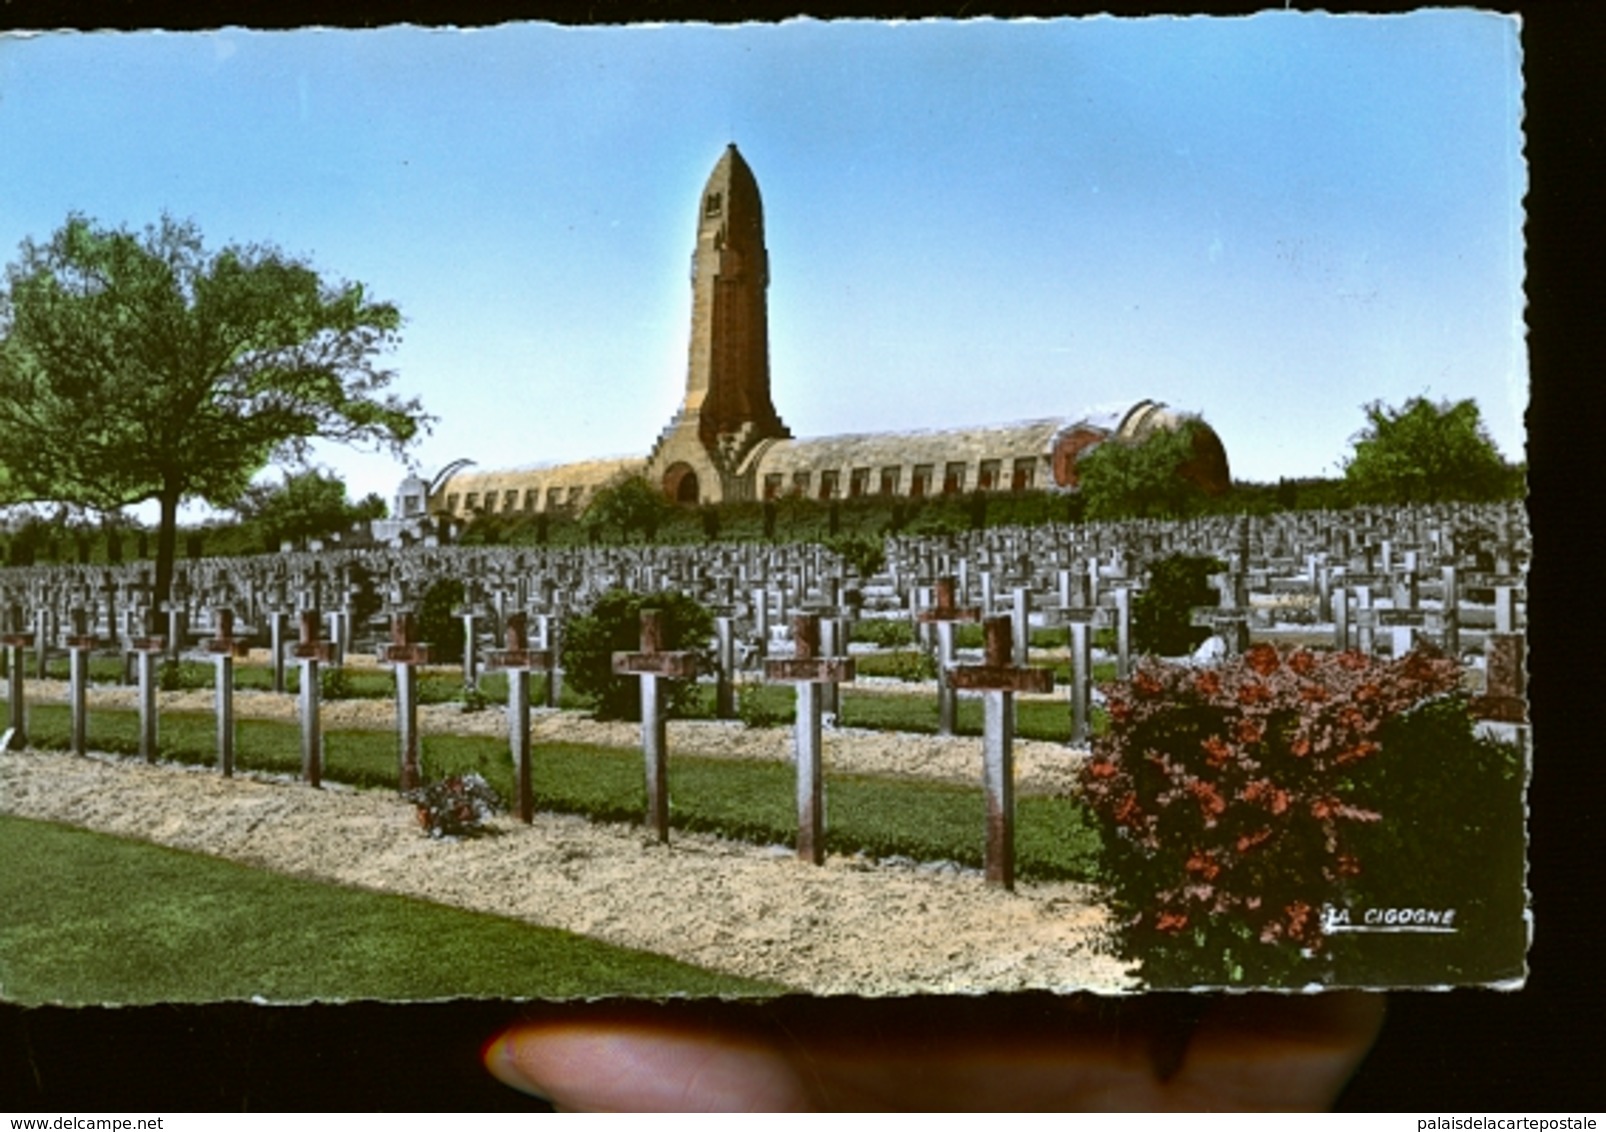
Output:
[
  {"xmin": 745, "ymin": 418, "xmax": 1068, "ymax": 478},
  {"xmin": 433, "ymin": 455, "xmax": 647, "ymax": 509}
]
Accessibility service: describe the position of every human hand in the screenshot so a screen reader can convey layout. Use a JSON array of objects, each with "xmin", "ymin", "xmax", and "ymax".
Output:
[{"xmin": 485, "ymin": 992, "xmax": 1385, "ymax": 1111}]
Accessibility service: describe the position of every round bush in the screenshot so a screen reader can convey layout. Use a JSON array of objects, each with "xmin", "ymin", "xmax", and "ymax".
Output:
[
  {"xmin": 562, "ymin": 588, "xmax": 714, "ymax": 722},
  {"xmin": 1078, "ymin": 643, "xmax": 1470, "ymax": 987}
]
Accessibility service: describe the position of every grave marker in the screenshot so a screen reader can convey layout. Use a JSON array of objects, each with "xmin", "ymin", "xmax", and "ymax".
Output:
[
  {"xmin": 765, "ymin": 613, "xmax": 856, "ymax": 865},
  {"xmin": 64, "ymin": 609, "xmax": 95, "ymax": 756},
  {"xmin": 917, "ymin": 576, "xmax": 981, "ymax": 736},
  {"xmin": 290, "ymin": 610, "xmax": 335, "ymax": 788},
  {"xmin": 2, "ymin": 611, "xmax": 30, "ymax": 747},
  {"xmin": 383, "ymin": 610, "xmax": 432, "ymax": 793},
  {"xmin": 612, "ymin": 610, "xmax": 698, "ymax": 843},
  {"xmin": 487, "ymin": 612, "xmax": 552, "ymax": 823},
  {"xmin": 129, "ymin": 636, "xmax": 166, "ymax": 762},
  {"xmin": 950, "ymin": 615, "xmax": 1054, "ymax": 890},
  {"xmin": 204, "ymin": 608, "xmax": 250, "ymax": 777}
]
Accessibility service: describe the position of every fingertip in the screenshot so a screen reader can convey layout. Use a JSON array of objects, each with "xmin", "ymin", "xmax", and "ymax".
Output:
[
  {"xmin": 482, "ymin": 1027, "xmax": 552, "ymax": 1104},
  {"xmin": 484, "ymin": 1018, "xmax": 812, "ymax": 1112}
]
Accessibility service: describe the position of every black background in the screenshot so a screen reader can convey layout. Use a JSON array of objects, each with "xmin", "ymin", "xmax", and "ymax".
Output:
[{"xmin": 0, "ymin": 0, "xmax": 1599, "ymax": 1112}]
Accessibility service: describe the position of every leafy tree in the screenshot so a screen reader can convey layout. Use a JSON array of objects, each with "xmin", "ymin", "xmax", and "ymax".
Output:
[
  {"xmin": 235, "ymin": 467, "xmax": 386, "ymax": 551},
  {"xmin": 1078, "ymin": 422, "xmax": 1212, "ymax": 521},
  {"xmin": 1342, "ymin": 396, "xmax": 1516, "ymax": 505},
  {"xmin": 0, "ymin": 213, "xmax": 429, "ymax": 627},
  {"xmin": 562, "ymin": 588, "xmax": 714, "ymax": 722},
  {"xmin": 580, "ymin": 474, "xmax": 670, "ymax": 543}
]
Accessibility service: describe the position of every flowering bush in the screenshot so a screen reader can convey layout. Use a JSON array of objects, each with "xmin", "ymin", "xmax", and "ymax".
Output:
[
  {"xmin": 405, "ymin": 773, "xmax": 504, "ymax": 839},
  {"xmin": 1078, "ymin": 642, "xmax": 1464, "ymax": 986}
]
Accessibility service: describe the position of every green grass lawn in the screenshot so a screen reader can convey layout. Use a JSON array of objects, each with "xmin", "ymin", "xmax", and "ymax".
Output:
[
  {"xmin": 20, "ymin": 703, "xmax": 1104, "ymax": 883},
  {"xmin": 0, "ymin": 814, "xmax": 782, "ymax": 1005}
]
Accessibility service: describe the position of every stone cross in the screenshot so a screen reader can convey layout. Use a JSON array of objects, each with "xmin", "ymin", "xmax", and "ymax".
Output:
[
  {"xmin": 263, "ymin": 574, "xmax": 291, "ymax": 694},
  {"xmin": 1189, "ymin": 606, "xmax": 1251, "ymax": 657},
  {"xmin": 383, "ymin": 611, "xmax": 432, "ymax": 793},
  {"xmin": 2, "ymin": 610, "xmax": 32, "ymax": 748},
  {"xmin": 129, "ymin": 634, "xmax": 167, "ymax": 762},
  {"xmin": 98, "ymin": 570, "xmax": 121, "ymax": 651},
  {"xmin": 1440, "ymin": 565, "xmax": 1461, "ymax": 656},
  {"xmin": 917, "ymin": 576, "xmax": 980, "ymax": 737},
  {"xmin": 290, "ymin": 610, "xmax": 335, "ymax": 788},
  {"xmin": 750, "ymin": 585, "xmax": 771, "ymax": 660},
  {"xmin": 487, "ymin": 611, "xmax": 552, "ymax": 824},
  {"xmin": 1112, "ymin": 586, "xmax": 1133, "ymax": 679},
  {"xmin": 950, "ymin": 614, "xmax": 1055, "ymax": 890},
  {"xmin": 62, "ymin": 608, "xmax": 97, "ymax": 757},
  {"xmin": 712, "ymin": 605, "xmax": 740, "ymax": 720},
  {"xmin": 1374, "ymin": 608, "xmax": 1430, "ymax": 659},
  {"xmin": 764, "ymin": 613, "xmax": 856, "ymax": 866},
  {"xmin": 453, "ymin": 577, "xmax": 491, "ymax": 689},
  {"xmin": 33, "ymin": 599, "xmax": 51, "ymax": 680},
  {"xmin": 160, "ymin": 572, "xmax": 191, "ymax": 662},
  {"xmin": 1476, "ymin": 632, "xmax": 1527, "ymax": 725},
  {"xmin": 1051, "ymin": 606, "xmax": 1103, "ymax": 746},
  {"xmin": 611, "ymin": 610, "xmax": 698, "ymax": 843},
  {"xmin": 204, "ymin": 607, "xmax": 250, "ymax": 777}
]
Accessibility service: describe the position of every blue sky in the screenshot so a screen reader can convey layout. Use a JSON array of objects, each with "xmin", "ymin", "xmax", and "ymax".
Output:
[{"xmin": 0, "ymin": 13, "xmax": 1526, "ymax": 514}]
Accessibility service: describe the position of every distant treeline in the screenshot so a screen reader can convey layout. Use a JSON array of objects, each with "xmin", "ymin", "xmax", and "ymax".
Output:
[{"xmin": 0, "ymin": 467, "xmax": 1525, "ymax": 568}]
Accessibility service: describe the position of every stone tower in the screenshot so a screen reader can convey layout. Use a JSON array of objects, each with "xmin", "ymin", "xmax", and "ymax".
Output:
[{"xmin": 646, "ymin": 144, "xmax": 789, "ymax": 504}]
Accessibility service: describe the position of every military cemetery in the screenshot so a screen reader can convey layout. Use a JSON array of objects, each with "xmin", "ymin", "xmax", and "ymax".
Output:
[{"xmin": 0, "ymin": 19, "xmax": 1527, "ymax": 1008}]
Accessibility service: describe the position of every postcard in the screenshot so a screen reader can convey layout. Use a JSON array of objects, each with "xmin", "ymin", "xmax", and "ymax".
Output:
[{"xmin": 0, "ymin": 12, "xmax": 1528, "ymax": 1006}]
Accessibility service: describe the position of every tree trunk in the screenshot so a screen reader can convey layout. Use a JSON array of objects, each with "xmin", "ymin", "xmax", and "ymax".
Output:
[{"xmin": 151, "ymin": 490, "xmax": 180, "ymax": 637}]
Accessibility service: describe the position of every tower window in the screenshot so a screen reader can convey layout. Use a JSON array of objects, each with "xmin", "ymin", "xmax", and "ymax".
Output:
[
  {"xmin": 792, "ymin": 471, "xmax": 811, "ymax": 497},
  {"xmin": 465, "ymin": 492, "xmax": 480, "ymax": 511},
  {"xmin": 705, "ymin": 192, "xmax": 723, "ymax": 218},
  {"xmin": 943, "ymin": 462, "xmax": 966, "ymax": 494},
  {"xmin": 910, "ymin": 465, "xmax": 933, "ymax": 498},
  {"xmin": 978, "ymin": 460, "xmax": 1001, "ymax": 492},
  {"xmin": 764, "ymin": 473, "xmax": 783, "ymax": 500},
  {"xmin": 523, "ymin": 489, "xmax": 538, "ymax": 512},
  {"xmin": 446, "ymin": 494, "xmax": 460, "ymax": 514},
  {"xmin": 850, "ymin": 468, "xmax": 871, "ymax": 498},
  {"xmin": 880, "ymin": 467, "xmax": 901, "ymax": 495},
  {"xmin": 503, "ymin": 490, "xmax": 518, "ymax": 512},
  {"xmin": 1012, "ymin": 458, "xmax": 1036, "ymax": 492},
  {"xmin": 547, "ymin": 487, "xmax": 563, "ymax": 510},
  {"xmin": 819, "ymin": 470, "xmax": 840, "ymax": 501}
]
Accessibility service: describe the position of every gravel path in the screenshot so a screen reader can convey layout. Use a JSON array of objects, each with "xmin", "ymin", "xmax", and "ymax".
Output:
[
  {"xmin": 0, "ymin": 684, "xmax": 1130, "ymax": 997},
  {"xmin": 0, "ymin": 748, "xmax": 1130, "ymax": 996}
]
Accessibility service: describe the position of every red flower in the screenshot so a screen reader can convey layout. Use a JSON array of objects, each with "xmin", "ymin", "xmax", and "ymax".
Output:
[
  {"xmin": 1334, "ymin": 740, "xmax": 1379, "ymax": 766},
  {"xmin": 1288, "ymin": 649, "xmax": 1317, "ymax": 676},
  {"xmin": 1236, "ymin": 680, "xmax": 1272, "ymax": 706},
  {"xmin": 1285, "ymin": 901, "xmax": 1317, "ymax": 944},
  {"xmin": 1188, "ymin": 779, "xmax": 1227, "ymax": 818},
  {"xmin": 1114, "ymin": 792, "xmax": 1142, "ymax": 826},
  {"xmin": 1200, "ymin": 734, "xmax": 1233, "ymax": 768},
  {"xmin": 1235, "ymin": 718, "xmax": 1264, "ymax": 746},
  {"xmin": 1194, "ymin": 670, "xmax": 1222, "ymax": 697},
  {"xmin": 1185, "ymin": 850, "xmax": 1221, "ymax": 880},
  {"xmin": 1236, "ymin": 827, "xmax": 1273, "ymax": 853},
  {"xmin": 1086, "ymin": 758, "xmax": 1118, "ymax": 779},
  {"xmin": 1155, "ymin": 911, "xmax": 1190, "ymax": 934},
  {"xmin": 1245, "ymin": 644, "xmax": 1281, "ymax": 676}
]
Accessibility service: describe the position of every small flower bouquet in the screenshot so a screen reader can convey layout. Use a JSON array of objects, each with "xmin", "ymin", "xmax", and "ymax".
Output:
[{"xmin": 404, "ymin": 773, "xmax": 505, "ymax": 839}]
